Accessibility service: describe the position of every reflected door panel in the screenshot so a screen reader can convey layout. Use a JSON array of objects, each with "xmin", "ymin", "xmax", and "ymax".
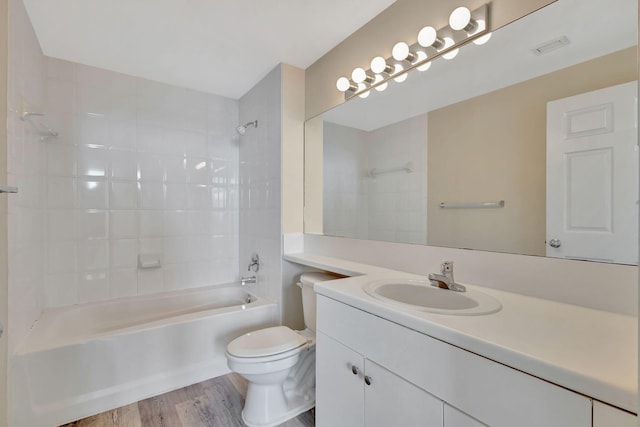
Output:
[{"xmin": 546, "ymin": 81, "xmax": 638, "ymax": 264}]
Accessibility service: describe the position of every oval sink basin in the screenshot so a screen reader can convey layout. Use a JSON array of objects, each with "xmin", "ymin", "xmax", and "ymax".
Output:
[{"xmin": 364, "ymin": 279, "xmax": 501, "ymax": 315}]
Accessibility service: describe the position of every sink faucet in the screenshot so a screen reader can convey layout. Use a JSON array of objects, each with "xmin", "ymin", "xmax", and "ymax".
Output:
[{"xmin": 428, "ymin": 261, "xmax": 466, "ymax": 292}]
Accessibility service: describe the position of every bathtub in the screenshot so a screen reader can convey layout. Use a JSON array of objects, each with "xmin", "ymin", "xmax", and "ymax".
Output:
[{"xmin": 12, "ymin": 284, "xmax": 277, "ymax": 427}]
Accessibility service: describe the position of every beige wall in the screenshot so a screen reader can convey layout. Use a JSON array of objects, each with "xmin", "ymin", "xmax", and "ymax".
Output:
[
  {"xmin": 427, "ymin": 47, "xmax": 637, "ymax": 256},
  {"xmin": 303, "ymin": 115, "xmax": 324, "ymax": 233},
  {"xmin": 0, "ymin": 0, "xmax": 8, "ymax": 423},
  {"xmin": 281, "ymin": 64, "xmax": 305, "ymax": 234},
  {"xmin": 305, "ymin": 0, "xmax": 556, "ymax": 119}
]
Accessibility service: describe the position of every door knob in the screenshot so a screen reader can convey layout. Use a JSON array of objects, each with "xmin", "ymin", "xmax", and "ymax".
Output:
[
  {"xmin": 351, "ymin": 365, "xmax": 359, "ymax": 375},
  {"xmin": 364, "ymin": 375, "xmax": 372, "ymax": 386},
  {"xmin": 548, "ymin": 239, "xmax": 561, "ymax": 248}
]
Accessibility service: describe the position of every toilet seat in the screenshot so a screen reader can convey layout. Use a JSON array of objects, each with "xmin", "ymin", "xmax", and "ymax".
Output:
[{"xmin": 227, "ymin": 326, "xmax": 308, "ymax": 359}]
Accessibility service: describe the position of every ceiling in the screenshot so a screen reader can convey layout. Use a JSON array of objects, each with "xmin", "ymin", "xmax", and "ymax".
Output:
[{"xmin": 22, "ymin": 0, "xmax": 397, "ymax": 99}]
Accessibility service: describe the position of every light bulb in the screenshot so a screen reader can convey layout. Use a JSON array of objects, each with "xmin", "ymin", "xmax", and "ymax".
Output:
[
  {"xmin": 352, "ymin": 68, "xmax": 367, "ymax": 84},
  {"xmin": 374, "ymin": 74, "xmax": 387, "ymax": 92},
  {"xmin": 357, "ymin": 83, "xmax": 370, "ymax": 98},
  {"xmin": 393, "ymin": 64, "xmax": 407, "ymax": 83},
  {"xmin": 441, "ymin": 37, "xmax": 459, "ymax": 60},
  {"xmin": 336, "ymin": 77, "xmax": 352, "ymax": 92},
  {"xmin": 370, "ymin": 56, "xmax": 391, "ymax": 74},
  {"xmin": 449, "ymin": 6, "xmax": 474, "ymax": 31},
  {"xmin": 415, "ymin": 51, "xmax": 431, "ymax": 71},
  {"xmin": 418, "ymin": 26, "xmax": 442, "ymax": 48},
  {"xmin": 392, "ymin": 42, "xmax": 414, "ymax": 62},
  {"xmin": 473, "ymin": 32, "xmax": 492, "ymax": 45}
]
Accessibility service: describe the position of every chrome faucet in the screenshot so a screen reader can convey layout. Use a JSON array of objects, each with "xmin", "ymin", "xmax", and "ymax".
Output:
[
  {"xmin": 428, "ymin": 261, "xmax": 466, "ymax": 292},
  {"xmin": 241, "ymin": 275, "xmax": 257, "ymax": 286}
]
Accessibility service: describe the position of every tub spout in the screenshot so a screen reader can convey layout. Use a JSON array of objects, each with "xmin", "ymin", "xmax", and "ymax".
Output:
[{"xmin": 241, "ymin": 275, "xmax": 257, "ymax": 286}]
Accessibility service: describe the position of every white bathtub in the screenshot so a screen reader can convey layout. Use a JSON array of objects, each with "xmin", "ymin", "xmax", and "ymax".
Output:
[{"xmin": 12, "ymin": 284, "xmax": 277, "ymax": 427}]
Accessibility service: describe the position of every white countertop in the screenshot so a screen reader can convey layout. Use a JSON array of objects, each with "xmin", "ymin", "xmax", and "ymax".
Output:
[{"xmin": 284, "ymin": 252, "xmax": 638, "ymax": 413}]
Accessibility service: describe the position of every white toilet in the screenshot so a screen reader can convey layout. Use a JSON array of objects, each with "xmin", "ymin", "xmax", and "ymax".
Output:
[{"xmin": 226, "ymin": 272, "xmax": 338, "ymax": 427}]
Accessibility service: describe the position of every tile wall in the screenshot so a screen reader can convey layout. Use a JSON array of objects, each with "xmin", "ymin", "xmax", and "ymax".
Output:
[
  {"xmin": 42, "ymin": 58, "xmax": 240, "ymax": 306},
  {"xmin": 238, "ymin": 66, "xmax": 283, "ymax": 304},
  {"xmin": 7, "ymin": 0, "xmax": 47, "ymax": 354}
]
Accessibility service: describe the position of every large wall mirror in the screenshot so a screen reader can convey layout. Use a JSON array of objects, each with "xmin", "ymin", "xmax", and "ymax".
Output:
[{"xmin": 304, "ymin": 0, "xmax": 638, "ymax": 265}]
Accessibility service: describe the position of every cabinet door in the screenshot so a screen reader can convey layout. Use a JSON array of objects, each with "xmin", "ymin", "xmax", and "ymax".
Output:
[
  {"xmin": 593, "ymin": 401, "xmax": 637, "ymax": 427},
  {"xmin": 364, "ymin": 359, "xmax": 443, "ymax": 427},
  {"xmin": 444, "ymin": 403, "xmax": 487, "ymax": 427},
  {"xmin": 316, "ymin": 331, "xmax": 364, "ymax": 427}
]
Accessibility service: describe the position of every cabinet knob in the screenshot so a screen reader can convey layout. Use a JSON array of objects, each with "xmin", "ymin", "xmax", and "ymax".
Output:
[
  {"xmin": 351, "ymin": 365, "xmax": 359, "ymax": 375},
  {"xmin": 364, "ymin": 375, "xmax": 372, "ymax": 386}
]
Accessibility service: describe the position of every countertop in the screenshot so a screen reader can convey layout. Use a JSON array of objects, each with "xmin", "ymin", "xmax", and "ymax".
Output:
[{"xmin": 284, "ymin": 252, "xmax": 638, "ymax": 413}]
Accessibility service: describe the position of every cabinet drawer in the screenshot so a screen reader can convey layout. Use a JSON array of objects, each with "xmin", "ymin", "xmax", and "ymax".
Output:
[{"xmin": 317, "ymin": 295, "xmax": 591, "ymax": 427}]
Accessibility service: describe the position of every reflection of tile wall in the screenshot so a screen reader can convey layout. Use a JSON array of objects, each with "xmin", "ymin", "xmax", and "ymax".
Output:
[
  {"xmin": 7, "ymin": 0, "xmax": 47, "ymax": 353},
  {"xmin": 367, "ymin": 115, "xmax": 427, "ymax": 245},
  {"xmin": 323, "ymin": 115, "xmax": 427, "ymax": 244},
  {"xmin": 43, "ymin": 58, "xmax": 240, "ymax": 306},
  {"xmin": 323, "ymin": 123, "xmax": 368, "ymax": 239}
]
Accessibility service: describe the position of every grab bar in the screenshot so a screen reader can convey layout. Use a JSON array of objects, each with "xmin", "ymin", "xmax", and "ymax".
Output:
[{"xmin": 439, "ymin": 200, "xmax": 505, "ymax": 209}]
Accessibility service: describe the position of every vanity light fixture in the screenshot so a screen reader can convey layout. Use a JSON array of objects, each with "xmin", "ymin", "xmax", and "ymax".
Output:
[
  {"xmin": 449, "ymin": 7, "xmax": 477, "ymax": 33},
  {"xmin": 352, "ymin": 67, "xmax": 374, "ymax": 84},
  {"xmin": 336, "ymin": 76, "xmax": 357, "ymax": 92},
  {"xmin": 370, "ymin": 56, "xmax": 394, "ymax": 74},
  {"xmin": 415, "ymin": 51, "xmax": 431, "ymax": 71},
  {"xmin": 441, "ymin": 37, "xmax": 459, "ymax": 60},
  {"xmin": 392, "ymin": 42, "xmax": 416, "ymax": 62},
  {"xmin": 393, "ymin": 64, "xmax": 408, "ymax": 83},
  {"xmin": 335, "ymin": 3, "xmax": 491, "ymax": 98},
  {"xmin": 373, "ymin": 75, "xmax": 388, "ymax": 91}
]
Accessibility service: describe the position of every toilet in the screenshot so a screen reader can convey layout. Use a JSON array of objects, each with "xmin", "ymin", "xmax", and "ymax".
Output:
[{"xmin": 226, "ymin": 272, "xmax": 339, "ymax": 427}]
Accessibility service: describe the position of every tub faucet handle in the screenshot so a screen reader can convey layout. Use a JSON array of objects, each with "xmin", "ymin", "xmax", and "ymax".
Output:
[{"xmin": 248, "ymin": 253, "xmax": 260, "ymax": 272}]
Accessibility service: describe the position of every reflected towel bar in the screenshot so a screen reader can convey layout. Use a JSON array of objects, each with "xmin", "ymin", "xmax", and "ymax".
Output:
[
  {"xmin": 439, "ymin": 200, "xmax": 505, "ymax": 209},
  {"xmin": 369, "ymin": 162, "xmax": 413, "ymax": 178},
  {"xmin": 21, "ymin": 112, "xmax": 58, "ymax": 140},
  {"xmin": 0, "ymin": 185, "xmax": 18, "ymax": 194}
]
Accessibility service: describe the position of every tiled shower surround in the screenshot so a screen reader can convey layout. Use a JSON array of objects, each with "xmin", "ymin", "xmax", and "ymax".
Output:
[{"xmin": 42, "ymin": 58, "xmax": 240, "ymax": 306}]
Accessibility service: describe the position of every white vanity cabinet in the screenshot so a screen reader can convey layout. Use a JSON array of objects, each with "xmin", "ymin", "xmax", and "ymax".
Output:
[
  {"xmin": 316, "ymin": 295, "xmax": 593, "ymax": 427},
  {"xmin": 316, "ymin": 331, "xmax": 443, "ymax": 427}
]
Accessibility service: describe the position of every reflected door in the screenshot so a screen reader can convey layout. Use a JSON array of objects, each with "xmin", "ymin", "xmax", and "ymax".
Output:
[{"xmin": 546, "ymin": 81, "xmax": 638, "ymax": 264}]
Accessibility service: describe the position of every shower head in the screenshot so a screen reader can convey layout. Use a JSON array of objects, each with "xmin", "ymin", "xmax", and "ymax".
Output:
[{"xmin": 236, "ymin": 120, "xmax": 258, "ymax": 136}]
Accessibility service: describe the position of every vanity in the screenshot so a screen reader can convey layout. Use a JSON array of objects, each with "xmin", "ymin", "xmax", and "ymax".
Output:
[{"xmin": 285, "ymin": 253, "xmax": 637, "ymax": 427}]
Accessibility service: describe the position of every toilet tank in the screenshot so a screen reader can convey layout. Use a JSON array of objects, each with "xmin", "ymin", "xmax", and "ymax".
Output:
[{"xmin": 298, "ymin": 272, "xmax": 343, "ymax": 331}]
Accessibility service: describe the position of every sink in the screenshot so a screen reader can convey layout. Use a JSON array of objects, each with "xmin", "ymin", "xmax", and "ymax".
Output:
[{"xmin": 364, "ymin": 279, "xmax": 501, "ymax": 315}]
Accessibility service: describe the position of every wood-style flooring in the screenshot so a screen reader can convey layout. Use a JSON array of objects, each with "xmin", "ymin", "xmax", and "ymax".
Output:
[{"xmin": 59, "ymin": 373, "xmax": 315, "ymax": 427}]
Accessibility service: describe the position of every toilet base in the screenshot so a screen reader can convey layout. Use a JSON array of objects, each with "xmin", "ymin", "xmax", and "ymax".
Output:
[
  {"xmin": 241, "ymin": 394, "xmax": 314, "ymax": 427},
  {"xmin": 240, "ymin": 346, "xmax": 316, "ymax": 427}
]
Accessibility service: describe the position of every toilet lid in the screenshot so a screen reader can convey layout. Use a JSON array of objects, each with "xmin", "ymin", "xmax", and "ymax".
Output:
[{"xmin": 227, "ymin": 326, "xmax": 307, "ymax": 358}]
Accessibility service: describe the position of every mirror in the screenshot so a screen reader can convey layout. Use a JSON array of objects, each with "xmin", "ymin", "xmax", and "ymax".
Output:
[{"xmin": 304, "ymin": 0, "xmax": 638, "ymax": 265}]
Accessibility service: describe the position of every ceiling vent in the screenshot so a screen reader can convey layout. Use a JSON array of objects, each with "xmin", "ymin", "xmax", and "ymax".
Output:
[{"xmin": 531, "ymin": 36, "xmax": 570, "ymax": 56}]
